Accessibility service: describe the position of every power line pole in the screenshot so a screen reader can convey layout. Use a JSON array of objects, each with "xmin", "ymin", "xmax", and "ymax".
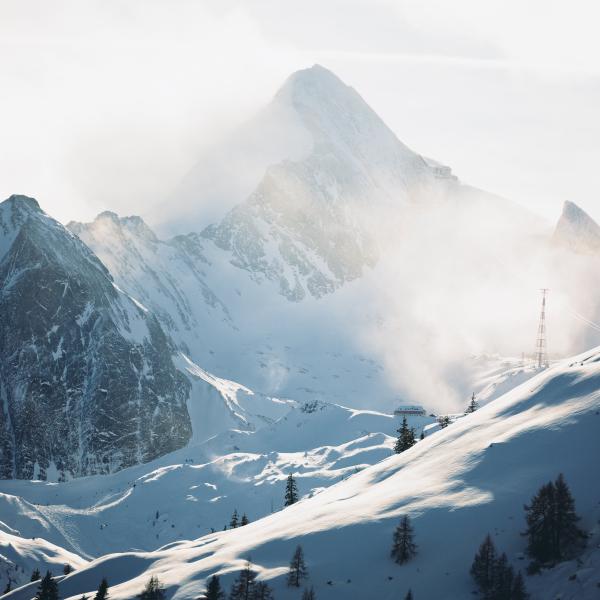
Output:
[{"xmin": 535, "ymin": 289, "xmax": 549, "ymax": 368}]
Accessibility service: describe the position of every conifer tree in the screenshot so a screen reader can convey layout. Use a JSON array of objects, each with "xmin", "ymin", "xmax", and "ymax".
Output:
[
  {"xmin": 284, "ymin": 474, "xmax": 299, "ymax": 506},
  {"xmin": 301, "ymin": 587, "xmax": 316, "ymax": 600},
  {"xmin": 394, "ymin": 416, "xmax": 416, "ymax": 453},
  {"xmin": 205, "ymin": 575, "xmax": 225, "ymax": 600},
  {"xmin": 404, "ymin": 590, "xmax": 414, "ymax": 600},
  {"xmin": 3, "ymin": 581, "xmax": 11, "ymax": 595},
  {"xmin": 511, "ymin": 571, "xmax": 529, "ymax": 600},
  {"xmin": 228, "ymin": 562, "xmax": 257, "ymax": 600},
  {"xmin": 240, "ymin": 513, "xmax": 249, "ymax": 526},
  {"xmin": 524, "ymin": 481, "xmax": 556, "ymax": 563},
  {"xmin": 137, "ymin": 576, "xmax": 165, "ymax": 600},
  {"xmin": 287, "ymin": 545, "xmax": 308, "ymax": 587},
  {"xmin": 470, "ymin": 534, "xmax": 497, "ymax": 596},
  {"xmin": 230, "ymin": 510, "xmax": 239, "ymax": 529},
  {"xmin": 466, "ymin": 392, "xmax": 478, "ymax": 413},
  {"xmin": 391, "ymin": 515, "xmax": 417, "ymax": 564},
  {"xmin": 63, "ymin": 564, "xmax": 73, "ymax": 575},
  {"xmin": 94, "ymin": 578, "xmax": 109, "ymax": 600},
  {"xmin": 553, "ymin": 473, "xmax": 585, "ymax": 559},
  {"xmin": 35, "ymin": 571, "xmax": 59, "ymax": 600},
  {"xmin": 31, "ymin": 569, "xmax": 41, "ymax": 582}
]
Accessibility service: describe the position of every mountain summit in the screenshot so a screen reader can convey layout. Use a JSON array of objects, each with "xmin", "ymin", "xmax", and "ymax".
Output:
[
  {"xmin": 160, "ymin": 64, "xmax": 443, "ymax": 236},
  {"xmin": 553, "ymin": 200, "xmax": 600, "ymax": 253},
  {"xmin": 192, "ymin": 65, "xmax": 450, "ymax": 300}
]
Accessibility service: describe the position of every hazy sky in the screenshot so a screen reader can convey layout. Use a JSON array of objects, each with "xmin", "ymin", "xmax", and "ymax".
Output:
[{"xmin": 1, "ymin": 0, "xmax": 599, "ymax": 227}]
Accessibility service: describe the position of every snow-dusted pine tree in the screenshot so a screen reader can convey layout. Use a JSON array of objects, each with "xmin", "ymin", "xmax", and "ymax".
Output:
[
  {"xmin": 94, "ymin": 578, "xmax": 109, "ymax": 600},
  {"xmin": 284, "ymin": 473, "xmax": 299, "ymax": 506},
  {"xmin": 394, "ymin": 417, "xmax": 416, "ymax": 453},
  {"xmin": 466, "ymin": 392, "xmax": 478, "ymax": 414}
]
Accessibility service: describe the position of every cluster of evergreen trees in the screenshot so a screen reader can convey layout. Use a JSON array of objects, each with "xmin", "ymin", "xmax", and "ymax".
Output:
[
  {"xmin": 28, "ymin": 572, "xmax": 166, "ymax": 600},
  {"xmin": 523, "ymin": 473, "xmax": 585, "ymax": 569},
  {"xmin": 470, "ymin": 535, "xmax": 528, "ymax": 600},
  {"xmin": 228, "ymin": 509, "xmax": 250, "ymax": 529},
  {"xmin": 203, "ymin": 546, "xmax": 311, "ymax": 600},
  {"xmin": 208, "ymin": 563, "xmax": 274, "ymax": 600},
  {"xmin": 469, "ymin": 473, "xmax": 585, "ymax": 597}
]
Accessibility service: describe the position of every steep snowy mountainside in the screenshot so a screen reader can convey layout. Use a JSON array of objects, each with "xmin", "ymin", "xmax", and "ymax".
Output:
[
  {"xmin": 553, "ymin": 200, "xmax": 600, "ymax": 253},
  {"xmin": 67, "ymin": 211, "xmax": 231, "ymax": 354},
  {"xmin": 161, "ymin": 64, "xmax": 433, "ymax": 237},
  {"xmin": 0, "ymin": 195, "xmax": 192, "ymax": 480},
  {"xmin": 200, "ymin": 65, "xmax": 440, "ymax": 301},
  {"xmin": 68, "ymin": 210, "xmax": 406, "ymax": 408},
  {"xmin": 0, "ymin": 400, "xmax": 430, "ymax": 560},
  {"xmin": 179, "ymin": 354, "xmax": 295, "ymax": 444},
  {"xmin": 14, "ymin": 346, "xmax": 599, "ymax": 600}
]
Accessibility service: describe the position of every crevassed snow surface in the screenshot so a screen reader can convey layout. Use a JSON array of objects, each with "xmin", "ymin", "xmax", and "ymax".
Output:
[{"xmin": 5, "ymin": 348, "xmax": 600, "ymax": 600}]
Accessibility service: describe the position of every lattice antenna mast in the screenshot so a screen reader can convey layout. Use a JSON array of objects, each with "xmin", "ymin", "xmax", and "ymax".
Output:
[{"xmin": 535, "ymin": 289, "xmax": 549, "ymax": 368}]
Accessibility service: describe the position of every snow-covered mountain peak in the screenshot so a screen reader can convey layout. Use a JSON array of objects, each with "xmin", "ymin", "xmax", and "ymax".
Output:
[
  {"xmin": 70, "ymin": 211, "xmax": 158, "ymax": 243},
  {"xmin": 1, "ymin": 194, "xmax": 42, "ymax": 214},
  {"xmin": 274, "ymin": 64, "xmax": 354, "ymax": 111},
  {"xmin": 272, "ymin": 64, "xmax": 428, "ymax": 186},
  {"xmin": 553, "ymin": 200, "xmax": 600, "ymax": 253}
]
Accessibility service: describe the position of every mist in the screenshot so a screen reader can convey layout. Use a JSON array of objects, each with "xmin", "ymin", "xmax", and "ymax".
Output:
[
  {"xmin": 2, "ymin": 1, "xmax": 600, "ymax": 227},
  {"xmin": 351, "ymin": 188, "xmax": 600, "ymax": 412},
  {"xmin": 2, "ymin": 1, "xmax": 600, "ymax": 416}
]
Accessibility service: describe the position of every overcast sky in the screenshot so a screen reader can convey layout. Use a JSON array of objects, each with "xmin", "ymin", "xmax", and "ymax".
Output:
[{"xmin": 1, "ymin": 0, "xmax": 599, "ymax": 227}]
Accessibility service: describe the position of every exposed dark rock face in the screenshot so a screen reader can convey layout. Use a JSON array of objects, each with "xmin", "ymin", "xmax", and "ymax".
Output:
[{"xmin": 0, "ymin": 195, "xmax": 191, "ymax": 480}]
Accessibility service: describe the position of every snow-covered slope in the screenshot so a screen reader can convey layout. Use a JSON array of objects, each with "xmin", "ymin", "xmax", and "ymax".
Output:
[
  {"xmin": 0, "ymin": 195, "xmax": 192, "ymax": 480},
  {"xmin": 0, "ymin": 399, "xmax": 431, "ymax": 561},
  {"xmin": 0, "ymin": 529, "xmax": 86, "ymax": 593},
  {"xmin": 8, "ymin": 346, "xmax": 597, "ymax": 600}
]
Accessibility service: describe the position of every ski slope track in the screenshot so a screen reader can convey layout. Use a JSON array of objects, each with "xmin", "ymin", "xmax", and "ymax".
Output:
[{"xmin": 6, "ymin": 348, "xmax": 600, "ymax": 600}]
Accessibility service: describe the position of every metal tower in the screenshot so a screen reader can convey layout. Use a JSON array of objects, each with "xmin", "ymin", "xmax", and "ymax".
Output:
[{"xmin": 535, "ymin": 289, "xmax": 549, "ymax": 368}]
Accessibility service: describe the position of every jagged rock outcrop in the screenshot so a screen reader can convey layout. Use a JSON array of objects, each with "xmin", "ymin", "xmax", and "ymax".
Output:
[{"xmin": 0, "ymin": 195, "xmax": 192, "ymax": 480}]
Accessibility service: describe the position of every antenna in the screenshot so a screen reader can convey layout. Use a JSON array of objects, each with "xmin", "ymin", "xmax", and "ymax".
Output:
[{"xmin": 535, "ymin": 289, "xmax": 549, "ymax": 368}]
